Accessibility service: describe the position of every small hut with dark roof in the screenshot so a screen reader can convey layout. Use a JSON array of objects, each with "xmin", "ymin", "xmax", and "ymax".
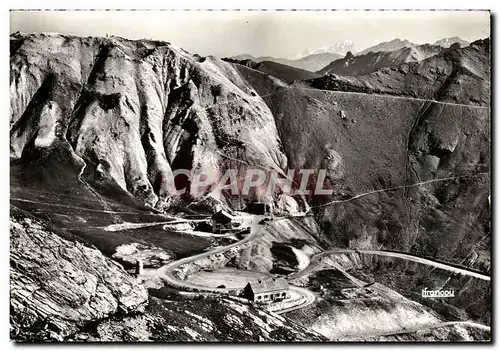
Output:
[
  {"xmin": 211, "ymin": 210, "xmax": 235, "ymax": 234},
  {"xmin": 244, "ymin": 201, "xmax": 272, "ymax": 215},
  {"xmin": 242, "ymin": 277, "xmax": 289, "ymax": 303}
]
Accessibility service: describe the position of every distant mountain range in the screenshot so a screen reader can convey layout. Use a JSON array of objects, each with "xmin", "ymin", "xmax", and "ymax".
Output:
[
  {"xmin": 231, "ymin": 37, "xmax": 470, "ymax": 73},
  {"xmin": 433, "ymin": 37, "xmax": 470, "ymax": 48},
  {"xmin": 287, "ymin": 40, "xmax": 357, "ymax": 59},
  {"xmin": 221, "ymin": 57, "xmax": 321, "ymax": 83},
  {"xmin": 357, "ymin": 38, "xmax": 417, "ymax": 55},
  {"xmin": 319, "ymin": 44, "xmax": 445, "ymax": 76},
  {"xmin": 231, "ymin": 54, "xmax": 257, "ymax": 61},
  {"xmin": 228, "ymin": 53, "xmax": 343, "ymax": 72},
  {"xmin": 358, "ymin": 37, "xmax": 470, "ymax": 55}
]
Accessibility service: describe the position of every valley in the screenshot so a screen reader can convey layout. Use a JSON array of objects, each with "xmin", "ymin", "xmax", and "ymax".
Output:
[{"xmin": 9, "ymin": 29, "xmax": 491, "ymax": 342}]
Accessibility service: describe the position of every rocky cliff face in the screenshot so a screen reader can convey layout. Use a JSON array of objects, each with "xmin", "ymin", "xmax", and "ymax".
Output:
[
  {"xmin": 10, "ymin": 32, "xmax": 287, "ymax": 211},
  {"xmin": 10, "ymin": 206, "xmax": 148, "ymax": 340}
]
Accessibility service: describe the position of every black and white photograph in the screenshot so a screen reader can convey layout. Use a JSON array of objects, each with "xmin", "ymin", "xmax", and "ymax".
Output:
[{"xmin": 8, "ymin": 8, "xmax": 492, "ymax": 342}]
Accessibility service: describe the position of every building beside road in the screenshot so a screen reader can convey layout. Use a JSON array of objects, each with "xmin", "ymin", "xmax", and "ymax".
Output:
[
  {"xmin": 211, "ymin": 210, "xmax": 236, "ymax": 234},
  {"xmin": 244, "ymin": 201, "xmax": 271, "ymax": 215},
  {"xmin": 242, "ymin": 277, "xmax": 290, "ymax": 303}
]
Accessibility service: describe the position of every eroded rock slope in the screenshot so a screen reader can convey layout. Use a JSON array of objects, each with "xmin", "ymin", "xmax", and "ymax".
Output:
[
  {"xmin": 10, "ymin": 33, "xmax": 287, "ymax": 211},
  {"xmin": 10, "ymin": 206, "xmax": 148, "ymax": 340}
]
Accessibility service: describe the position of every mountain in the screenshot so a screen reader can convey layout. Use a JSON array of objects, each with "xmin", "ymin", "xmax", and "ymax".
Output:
[
  {"xmin": 319, "ymin": 44, "xmax": 444, "ymax": 76},
  {"xmin": 10, "ymin": 33, "xmax": 491, "ymax": 340},
  {"xmin": 10, "ymin": 31, "xmax": 491, "ymax": 273},
  {"xmin": 10, "ymin": 33, "xmax": 291, "ymax": 212},
  {"xmin": 222, "ymin": 57, "xmax": 321, "ymax": 83},
  {"xmin": 358, "ymin": 37, "xmax": 471, "ymax": 56},
  {"xmin": 357, "ymin": 38, "xmax": 417, "ymax": 55},
  {"xmin": 229, "ymin": 52, "xmax": 342, "ymax": 73},
  {"xmin": 291, "ymin": 52, "xmax": 343, "ymax": 72},
  {"xmin": 232, "ymin": 38, "xmax": 490, "ymax": 268},
  {"xmin": 230, "ymin": 54, "xmax": 256, "ymax": 61},
  {"xmin": 288, "ymin": 40, "xmax": 357, "ymax": 59},
  {"xmin": 239, "ymin": 37, "xmax": 472, "ymax": 73},
  {"xmin": 434, "ymin": 37, "xmax": 470, "ymax": 48},
  {"xmin": 310, "ymin": 39, "xmax": 490, "ymax": 104},
  {"xmin": 239, "ymin": 55, "xmax": 303, "ymax": 69}
]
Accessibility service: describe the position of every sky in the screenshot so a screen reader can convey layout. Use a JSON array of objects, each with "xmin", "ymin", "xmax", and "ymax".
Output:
[{"xmin": 10, "ymin": 10, "xmax": 490, "ymax": 58}]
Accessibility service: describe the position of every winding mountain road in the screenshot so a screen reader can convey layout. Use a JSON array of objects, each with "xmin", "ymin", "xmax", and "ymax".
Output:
[
  {"xmin": 157, "ymin": 214, "xmax": 265, "ymax": 293},
  {"xmin": 308, "ymin": 172, "xmax": 489, "ymax": 212},
  {"xmin": 290, "ymin": 248, "xmax": 490, "ymax": 282},
  {"xmin": 156, "ymin": 213, "xmax": 318, "ymax": 314},
  {"xmin": 286, "ymin": 248, "xmax": 490, "ymax": 339},
  {"xmin": 156, "ymin": 211, "xmax": 489, "ymax": 322},
  {"xmin": 274, "ymin": 286, "xmax": 316, "ymax": 314},
  {"xmin": 101, "ymin": 218, "xmax": 207, "ymax": 232}
]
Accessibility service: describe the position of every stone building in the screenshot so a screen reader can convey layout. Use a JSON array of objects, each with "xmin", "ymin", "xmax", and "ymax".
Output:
[
  {"xmin": 242, "ymin": 277, "xmax": 290, "ymax": 303},
  {"xmin": 211, "ymin": 210, "xmax": 236, "ymax": 234}
]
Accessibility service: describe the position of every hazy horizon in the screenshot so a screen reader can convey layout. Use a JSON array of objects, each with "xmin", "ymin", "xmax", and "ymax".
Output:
[{"xmin": 10, "ymin": 10, "xmax": 490, "ymax": 58}]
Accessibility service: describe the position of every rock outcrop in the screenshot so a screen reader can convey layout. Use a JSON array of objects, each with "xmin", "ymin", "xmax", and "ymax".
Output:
[
  {"xmin": 10, "ymin": 32, "xmax": 288, "ymax": 211},
  {"xmin": 73, "ymin": 296, "xmax": 327, "ymax": 341},
  {"xmin": 10, "ymin": 207, "xmax": 148, "ymax": 340}
]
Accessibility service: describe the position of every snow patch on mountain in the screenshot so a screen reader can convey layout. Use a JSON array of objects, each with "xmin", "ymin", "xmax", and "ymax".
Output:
[
  {"xmin": 288, "ymin": 40, "xmax": 356, "ymax": 59},
  {"xmin": 434, "ymin": 37, "xmax": 470, "ymax": 48}
]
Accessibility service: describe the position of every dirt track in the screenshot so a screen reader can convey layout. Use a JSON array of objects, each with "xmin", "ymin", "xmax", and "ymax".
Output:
[
  {"xmin": 156, "ymin": 211, "xmax": 489, "ymax": 323},
  {"xmin": 157, "ymin": 214, "xmax": 265, "ymax": 293},
  {"xmin": 275, "ymin": 286, "xmax": 316, "ymax": 314},
  {"xmin": 156, "ymin": 213, "xmax": 318, "ymax": 313},
  {"xmin": 291, "ymin": 248, "xmax": 490, "ymax": 281}
]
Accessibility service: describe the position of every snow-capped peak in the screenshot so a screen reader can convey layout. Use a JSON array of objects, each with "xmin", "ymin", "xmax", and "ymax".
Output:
[
  {"xmin": 288, "ymin": 40, "xmax": 356, "ymax": 60},
  {"xmin": 434, "ymin": 37, "xmax": 470, "ymax": 48}
]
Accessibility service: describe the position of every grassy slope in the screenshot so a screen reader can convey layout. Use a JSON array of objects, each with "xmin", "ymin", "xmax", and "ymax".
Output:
[
  {"xmin": 10, "ymin": 143, "xmax": 211, "ymax": 257},
  {"xmin": 285, "ymin": 269, "xmax": 445, "ymax": 341},
  {"xmin": 319, "ymin": 252, "xmax": 491, "ymax": 326},
  {"xmin": 232, "ymin": 58, "xmax": 490, "ymax": 267},
  {"xmin": 255, "ymin": 61, "xmax": 321, "ymax": 83}
]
